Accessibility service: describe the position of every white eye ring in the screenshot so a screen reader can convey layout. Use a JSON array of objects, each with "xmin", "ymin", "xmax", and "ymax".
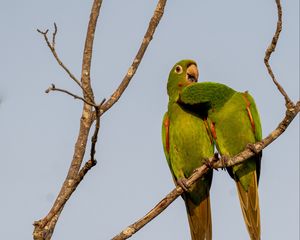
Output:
[{"xmin": 174, "ymin": 65, "xmax": 183, "ymax": 74}]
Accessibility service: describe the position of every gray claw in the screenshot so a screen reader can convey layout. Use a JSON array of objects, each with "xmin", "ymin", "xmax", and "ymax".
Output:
[
  {"xmin": 247, "ymin": 143, "xmax": 259, "ymax": 154},
  {"xmin": 204, "ymin": 157, "xmax": 218, "ymax": 170},
  {"xmin": 220, "ymin": 155, "xmax": 229, "ymax": 170},
  {"xmin": 177, "ymin": 178, "xmax": 189, "ymax": 192}
]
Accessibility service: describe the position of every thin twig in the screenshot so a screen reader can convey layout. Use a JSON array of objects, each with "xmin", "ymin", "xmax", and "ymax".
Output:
[
  {"xmin": 37, "ymin": 24, "xmax": 93, "ymax": 103},
  {"xmin": 52, "ymin": 23, "xmax": 57, "ymax": 48},
  {"xmin": 264, "ymin": 0, "xmax": 293, "ymax": 107},
  {"xmin": 45, "ymin": 84, "xmax": 98, "ymax": 107},
  {"xmin": 100, "ymin": 0, "xmax": 168, "ymax": 115},
  {"xmin": 90, "ymin": 98, "xmax": 106, "ymax": 162}
]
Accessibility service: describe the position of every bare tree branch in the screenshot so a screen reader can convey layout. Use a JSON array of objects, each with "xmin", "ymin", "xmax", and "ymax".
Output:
[
  {"xmin": 100, "ymin": 0, "xmax": 168, "ymax": 115},
  {"xmin": 33, "ymin": 1, "xmax": 103, "ymax": 239},
  {"xmin": 33, "ymin": 0, "xmax": 167, "ymax": 239},
  {"xmin": 45, "ymin": 84, "xmax": 98, "ymax": 107},
  {"xmin": 51, "ymin": 23, "xmax": 57, "ymax": 48},
  {"xmin": 111, "ymin": 0, "xmax": 300, "ymax": 239},
  {"xmin": 264, "ymin": 0, "xmax": 293, "ymax": 107},
  {"xmin": 37, "ymin": 25, "xmax": 92, "ymax": 101}
]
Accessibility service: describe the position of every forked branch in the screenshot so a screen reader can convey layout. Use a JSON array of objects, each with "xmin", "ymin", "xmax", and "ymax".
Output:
[
  {"xmin": 33, "ymin": 1, "xmax": 103, "ymax": 239},
  {"xmin": 33, "ymin": 0, "xmax": 167, "ymax": 239},
  {"xmin": 264, "ymin": 0, "xmax": 293, "ymax": 107},
  {"xmin": 45, "ymin": 84, "xmax": 97, "ymax": 107},
  {"xmin": 37, "ymin": 24, "xmax": 92, "ymax": 101}
]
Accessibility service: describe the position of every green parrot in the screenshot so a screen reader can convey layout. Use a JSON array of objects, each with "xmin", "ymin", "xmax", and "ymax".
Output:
[
  {"xmin": 181, "ymin": 81, "xmax": 262, "ymax": 240},
  {"xmin": 162, "ymin": 60, "xmax": 214, "ymax": 240}
]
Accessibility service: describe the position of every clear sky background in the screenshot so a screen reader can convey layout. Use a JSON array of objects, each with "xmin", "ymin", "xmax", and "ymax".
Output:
[{"xmin": 0, "ymin": 1, "xmax": 299, "ymax": 239}]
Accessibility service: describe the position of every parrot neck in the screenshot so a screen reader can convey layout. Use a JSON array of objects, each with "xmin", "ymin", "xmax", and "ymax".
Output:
[
  {"xmin": 167, "ymin": 84, "xmax": 180, "ymax": 103},
  {"xmin": 167, "ymin": 101, "xmax": 182, "ymax": 117}
]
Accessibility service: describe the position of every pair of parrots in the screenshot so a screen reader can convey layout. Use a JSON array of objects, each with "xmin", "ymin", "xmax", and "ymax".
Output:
[{"xmin": 162, "ymin": 60, "xmax": 262, "ymax": 240}]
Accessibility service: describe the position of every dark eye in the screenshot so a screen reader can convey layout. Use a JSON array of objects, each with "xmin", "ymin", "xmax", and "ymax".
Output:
[{"xmin": 174, "ymin": 65, "xmax": 183, "ymax": 74}]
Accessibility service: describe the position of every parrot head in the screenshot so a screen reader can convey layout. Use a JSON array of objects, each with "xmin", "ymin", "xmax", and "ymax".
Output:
[{"xmin": 167, "ymin": 59, "xmax": 199, "ymax": 102}]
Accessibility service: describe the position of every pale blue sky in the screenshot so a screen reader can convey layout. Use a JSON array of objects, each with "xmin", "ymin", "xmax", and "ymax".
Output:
[{"xmin": 0, "ymin": 1, "xmax": 299, "ymax": 239}]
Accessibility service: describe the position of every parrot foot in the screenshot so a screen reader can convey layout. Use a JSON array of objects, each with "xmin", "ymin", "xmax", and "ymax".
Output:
[
  {"xmin": 246, "ymin": 143, "xmax": 259, "ymax": 154},
  {"xmin": 204, "ymin": 153, "xmax": 220, "ymax": 170},
  {"xmin": 220, "ymin": 155, "xmax": 229, "ymax": 170},
  {"xmin": 177, "ymin": 178, "xmax": 189, "ymax": 192}
]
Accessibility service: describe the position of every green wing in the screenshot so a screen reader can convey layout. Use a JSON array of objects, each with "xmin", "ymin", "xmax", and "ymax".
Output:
[
  {"xmin": 209, "ymin": 91, "xmax": 262, "ymax": 239},
  {"xmin": 180, "ymin": 82, "xmax": 235, "ymax": 110},
  {"xmin": 180, "ymin": 83, "xmax": 262, "ymax": 186}
]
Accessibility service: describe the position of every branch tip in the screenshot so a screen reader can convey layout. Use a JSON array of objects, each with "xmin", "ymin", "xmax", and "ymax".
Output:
[
  {"xmin": 264, "ymin": 0, "xmax": 293, "ymax": 107},
  {"xmin": 37, "ymin": 28, "xmax": 49, "ymax": 35},
  {"xmin": 53, "ymin": 22, "xmax": 57, "ymax": 31},
  {"xmin": 52, "ymin": 23, "xmax": 58, "ymax": 47},
  {"xmin": 37, "ymin": 23, "xmax": 94, "ymax": 101},
  {"xmin": 98, "ymin": 98, "xmax": 106, "ymax": 110},
  {"xmin": 44, "ymin": 84, "xmax": 97, "ymax": 107}
]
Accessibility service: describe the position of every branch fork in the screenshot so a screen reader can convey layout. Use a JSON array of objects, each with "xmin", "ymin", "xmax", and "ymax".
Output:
[{"xmin": 37, "ymin": 23, "xmax": 93, "ymax": 103}]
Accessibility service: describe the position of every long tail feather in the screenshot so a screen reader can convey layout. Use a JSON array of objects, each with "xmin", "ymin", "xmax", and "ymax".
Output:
[
  {"xmin": 236, "ymin": 172, "xmax": 261, "ymax": 240},
  {"xmin": 185, "ymin": 195, "xmax": 212, "ymax": 240}
]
